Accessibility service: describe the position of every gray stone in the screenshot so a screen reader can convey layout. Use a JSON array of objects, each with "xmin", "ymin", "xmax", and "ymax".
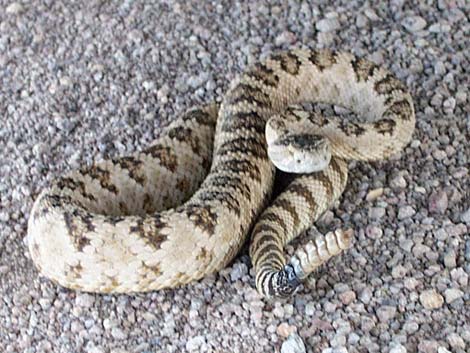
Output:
[
  {"xmin": 402, "ymin": 16, "xmax": 427, "ymax": 32},
  {"xmin": 392, "ymin": 265, "xmax": 408, "ymax": 279},
  {"xmin": 390, "ymin": 343, "xmax": 407, "ymax": 353},
  {"xmin": 75, "ymin": 293, "xmax": 95, "ymax": 308},
  {"xmin": 186, "ymin": 335, "xmax": 206, "ymax": 351},
  {"xmin": 398, "ymin": 206, "xmax": 416, "ymax": 220},
  {"xmin": 230, "ymin": 262, "xmax": 248, "ymax": 282},
  {"xmin": 403, "ymin": 321, "xmax": 419, "ymax": 334},
  {"xmin": 428, "ymin": 191, "xmax": 448, "ymax": 214},
  {"xmin": 305, "ymin": 302, "xmax": 315, "ymax": 316},
  {"xmin": 376, "ymin": 305, "xmax": 397, "ymax": 322},
  {"xmin": 461, "ymin": 208, "xmax": 470, "ymax": 224},
  {"xmin": 369, "ymin": 207, "xmax": 386, "ymax": 220},
  {"xmin": 390, "ymin": 174, "xmax": 407, "ymax": 188},
  {"xmin": 419, "ymin": 290, "xmax": 444, "ymax": 309},
  {"xmin": 443, "ymin": 250, "xmax": 457, "ymax": 269},
  {"xmin": 447, "ymin": 333, "xmax": 465, "ymax": 350},
  {"xmin": 443, "ymin": 288, "xmax": 463, "ymax": 303},
  {"xmin": 316, "ymin": 18, "xmax": 341, "ymax": 32},
  {"xmin": 6, "ymin": 2, "xmax": 24, "ymax": 14},
  {"xmin": 359, "ymin": 287, "xmax": 373, "ymax": 304},
  {"xmin": 281, "ymin": 333, "xmax": 306, "ymax": 353},
  {"xmin": 338, "ymin": 290, "xmax": 356, "ymax": 305},
  {"xmin": 466, "ymin": 240, "xmax": 470, "ymax": 261}
]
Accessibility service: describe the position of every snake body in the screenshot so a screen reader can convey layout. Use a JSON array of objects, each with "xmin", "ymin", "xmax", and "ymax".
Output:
[{"xmin": 27, "ymin": 49, "xmax": 415, "ymax": 297}]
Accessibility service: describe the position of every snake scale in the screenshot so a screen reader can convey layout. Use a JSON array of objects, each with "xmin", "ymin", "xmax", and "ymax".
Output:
[{"xmin": 27, "ymin": 49, "xmax": 415, "ymax": 297}]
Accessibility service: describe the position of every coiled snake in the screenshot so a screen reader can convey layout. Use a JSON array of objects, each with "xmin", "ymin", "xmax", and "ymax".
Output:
[{"xmin": 27, "ymin": 49, "xmax": 415, "ymax": 297}]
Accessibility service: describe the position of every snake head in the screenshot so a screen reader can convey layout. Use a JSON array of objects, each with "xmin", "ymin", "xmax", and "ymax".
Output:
[{"xmin": 267, "ymin": 133, "xmax": 331, "ymax": 174}]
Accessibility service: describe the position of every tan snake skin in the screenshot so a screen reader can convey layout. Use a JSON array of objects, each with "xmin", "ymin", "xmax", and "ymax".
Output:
[{"xmin": 27, "ymin": 49, "xmax": 415, "ymax": 297}]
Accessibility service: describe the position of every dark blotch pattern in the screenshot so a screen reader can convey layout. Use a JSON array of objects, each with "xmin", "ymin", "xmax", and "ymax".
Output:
[
  {"xmin": 270, "ymin": 52, "xmax": 302, "ymax": 76},
  {"xmin": 217, "ymin": 135, "xmax": 267, "ymax": 159},
  {"xmin": 63, "ymin": 208, "xmax": 95, "ymax": 251},
  {"xmin": 130, "ymin": 216, "xmax": 168, "ymax": 250},
  {"xmin": 308, "ymin": 49, "xmax": 338, "ymax": 72},
  {"xmin": 374, "ymin": 73, "xmax": 405, "ymax": 95},
  {"xmin": 55, "ymin": 177, "xmax": 96, "ymax": 201},
  {"xmin": 181, "ymin": 108, "xmax": 217, "ymax": 127},
  {"xmin": 351, "ymin": 57, "xmax": 378, "ymax": 82},
  {"xmin": 168, "ymin": 126, "xmax": 201, "ymax": 154},
  {"xmin": 82, "ymin": 166, "xmax": 118, "ymax": 194},
  {"xmin": 272, "ymin": 198, "xmax": 300, "ymax": 229},
  {"xmin": 206, "ymin": 174, "xmax": 251, "ymax": 201},
  {"xmin": 287, "ymin": 183, "xmax": 318, "ymax": 213},
  {"xmin": 385, "ymin": 100, "xmax": 413, "ymax": 121},
  {"xmin": 143, "ymin": 144, "xmax": 178, "ymax": 172},
  {"xmin": 112, "ymin": 156, "xmax": 146, "ymax": 185},
  {"xmin": 316, "ymin": 172, "xmax": 334, "ymax": 199},
  {"xmin": 225, "ymin": 83, "xmax": 272, "ymax": 109},
  {"xmin": 338, "ymin": 121, "xmax": 367, "ymax": 136},
  {"xmin": 220, "ymin": 111, "xmax": 266, "ymax": 136},
  {"xmin": 373, "ymin": 119, "xmax": 397, "ymax": 135},
  {"xmin": 246, "ymin": 62, "xmax": 280, "ymax": 87},
  {"xmin": 182, "ymin": 204, "xmax": 218, "ymax": 235},
  {"xmin": 214, "ymin": 158, "xmax": 263, "ymax": 183}
]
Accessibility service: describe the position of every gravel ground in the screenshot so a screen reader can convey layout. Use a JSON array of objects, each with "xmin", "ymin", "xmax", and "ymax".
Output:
[{"xmin": 0, "ymin": 1, "xmax": 469, "ymax": 352}]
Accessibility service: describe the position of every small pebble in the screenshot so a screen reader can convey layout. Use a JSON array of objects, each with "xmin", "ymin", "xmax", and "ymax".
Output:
[
  {"xmin": 369, "ymin": 207, "xmax": 386, "ymax": 220},
  {"xmin": 447, "ymin": 333, "xmax": 465, "ymax": 350},
  {"xmin": 75, "ymin": 293, "xmax": 95, "ymax": 308},
  {"xmin": 428, "ymin": 191, "xmax": 448, "ymax": 214},
  {"xmin": 316, "ymin": 18, "xmax": 341, "ymax": 32},
  {"xmin": 281, "ymin": 333, "xmax": 306, "ymax": 353},
  {"xmin": 186, "ymin": 336, "xmax": 206, "ymax": 351},
  {"xmin": 443, "ymin": 288, "xmax": 463, "ymax": 303},
  {"xmin": 419, "ymin": 290, "xmax": 444, "ymax": 309},
  {"xmin": 359, "ymin": 287, "xmax": 373, "ymax": 304},
  {"xmin": 443, "ymin": 250, "xmax": 456, "ymax": 269},
  {"xmin": 403, "ymin": 321, "xmax": 419, "ymax": 334},
  {"xmin": 398, "ymin": 206, "xmax": 416, "ymax": 220},
  {"xmin": 366, "ymin": 188, "xmax": 383, "ymax": 201},
  {"xmin": 376, "ymin": 305, "xmax": 397, "ymax": 322},
  {"xmin": 390, "ymin": 343, "xmax": 407, "ymax": 353},
  {"xmin": 392, "ymin": 265, "xmax": 408, "ymax": 279},
  {"xmin": 230, "ymin": 262, "xmax": 248, "ymax": 281},
  {"xmin": 402, "ymin": 16, "xmax": 427, "ymax": 32},
  {"xmin": 390, "ymin": 175, "xmax": 407, "ymax": 188},
  {"xmin": 6, "ymin": 2, "xmax": 23, "ymax": 14},
  {"xmin": 338, "ymin": 290, "xmax": 356, "ymax": 305},
  {"xmin": 465, "ymin": 240, "xmax": 470, "ymax": 261},
  {"xmin": 305, "ymin": 302, "xmax": 315, "ymax": 316},
  {"xmin": 460, "ymin": 208, "xmax": 470, "ymax": 224},
  {"xmin": 277, "ymin": 323, "xmax": 297, "ymax": 338},
  {"xmin": 275, "ymin": 31, "xmax": 297, "ymax": 46}
]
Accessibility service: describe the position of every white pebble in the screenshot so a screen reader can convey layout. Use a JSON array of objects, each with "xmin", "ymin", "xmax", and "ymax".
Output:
[
  {"xmin": 402, "ymin": 16, "xmax": 427, "ymax": 32},
  {"xmin": 419, "ymin": 290, "xmax": 444, "ymax": 309},
  {"xmin": 390, "ymin": 343, "xmax": 407, "ymax": 353},
  {"xmin": 6, "ymin": 2, "xmax": 23, "ymax": 14},
  {"xmin": 281, "ymin": 333, "xmax": 306, "ymax": 353},
  {"xmin": 316, "ymin": 18, "xmax": 340, "ymax": 32},
  {"xmin": 443, "ymin": 288, "xmax": 463, "ymax": 303}
]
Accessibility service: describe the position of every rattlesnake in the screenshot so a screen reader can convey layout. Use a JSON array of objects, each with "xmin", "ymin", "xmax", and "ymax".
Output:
[{"xmin": 27, "ymin": 49, "xmax": 415, "ymax": 297}]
